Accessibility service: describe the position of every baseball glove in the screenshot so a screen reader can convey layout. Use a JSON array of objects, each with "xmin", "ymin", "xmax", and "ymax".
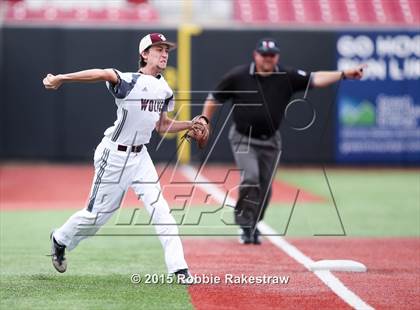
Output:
[{"xmin": 185, "ymin": 115, "xmax": 210, "ymax": 149}]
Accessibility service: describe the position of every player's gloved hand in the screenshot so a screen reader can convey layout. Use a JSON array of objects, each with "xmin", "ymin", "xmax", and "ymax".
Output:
[
  {"xmin": 185, "ymin": 115, "xmax": 210, "ymax": 149},
  {"xmin": 43, "ymin": 74, "xmax": 63, "ymax": 90}
]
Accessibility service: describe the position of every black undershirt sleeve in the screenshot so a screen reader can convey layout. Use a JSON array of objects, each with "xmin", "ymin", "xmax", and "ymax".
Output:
[
  {"xmin": 162, "ymin": 94, "xmax": 174, "ymax": 112},
  {"xmin": 284, "ymin": 68, "xmax": 312, "ymax": 93}
]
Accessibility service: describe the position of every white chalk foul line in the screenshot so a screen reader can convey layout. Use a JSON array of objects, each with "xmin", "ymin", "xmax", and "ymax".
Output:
[{"xmin": 180, "ymin": 165, "xmax": 374, "ymax": 310}]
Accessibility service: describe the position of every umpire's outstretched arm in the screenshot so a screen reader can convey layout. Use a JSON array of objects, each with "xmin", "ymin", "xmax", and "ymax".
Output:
[
  {"xmin": 311, "ymin": 64, "xmax": 366, "ymax": 87},
  {"xmin": 201, "ymin": 64, "xmax": 366, "ymax": 121}
]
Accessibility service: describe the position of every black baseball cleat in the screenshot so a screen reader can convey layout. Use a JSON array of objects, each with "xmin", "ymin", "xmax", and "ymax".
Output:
[
  {"xmin": 50, "ymin": 232, "xmax": 67, "ymax": 273},
  {"xmin": 239, "ymin": 227, "xmax": 252, "ymax": 244},
  {"xmin": 253, "ymin": 228, "xmax": 262, "ymax": 245},
  {"xmin": 174, "ymin": 268, "xmax": 194, "ymax": 285}
]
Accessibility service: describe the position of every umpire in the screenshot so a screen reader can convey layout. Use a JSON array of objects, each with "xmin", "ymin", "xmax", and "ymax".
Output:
[{"xmin": 202, "ymin": 38, "xmax": 364, "ymax": 244}]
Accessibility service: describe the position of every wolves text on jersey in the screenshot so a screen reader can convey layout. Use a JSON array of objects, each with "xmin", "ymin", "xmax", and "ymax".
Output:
[{"xmin": 140, "ymin": 99, "xmax": 166, "ymax": 113}]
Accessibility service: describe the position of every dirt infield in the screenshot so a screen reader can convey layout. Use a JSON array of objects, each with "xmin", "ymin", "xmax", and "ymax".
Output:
[
  {"xmin": 293, "ymin": 238, "xmax": 420, "ymax": 309},
  {"xmin": 184, "ymin": 238, "xmax": 420, "ymax": 309},
  {"xmin": 0, "ymin": 164, "xmax": 322, "ymax": 210},
  {"xmin": 184, "ymin": 239, "xmax": 350, "ymax": 310}
]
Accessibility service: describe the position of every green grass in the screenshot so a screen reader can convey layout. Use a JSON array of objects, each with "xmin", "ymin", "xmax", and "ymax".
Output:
[
  {"xmin": 1, "ymin": 168, "xmax": 419, "ymax": 309},
  {"xmin": 264, "ymin": 168, "xmax": 420, "ymax": 237},
  {"xmin": 1, "ymin": 275, "xmax": 189, "ymax": 310},
  {"xmin": 0, "ymin": 211, "xmax": 192, "ymax": 310}
]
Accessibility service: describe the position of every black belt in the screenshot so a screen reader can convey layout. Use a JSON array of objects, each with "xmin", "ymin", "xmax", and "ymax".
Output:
[
  {"xmin": 117, "ymin": 144, "xmax": 143, "ymax": 153},
  {"xmin": 236, "ymin": 127, "xmax": 274, "ymax": 140}
]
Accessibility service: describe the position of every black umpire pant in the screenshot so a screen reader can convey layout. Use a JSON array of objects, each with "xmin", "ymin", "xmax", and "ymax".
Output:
[{"xmin": 228, "ymin": 125, "xmax": 282, "ymax": 229}]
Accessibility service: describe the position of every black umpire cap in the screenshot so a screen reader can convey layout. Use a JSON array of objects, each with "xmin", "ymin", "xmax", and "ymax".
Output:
[{"xmin": 255, "ymin": 38, "xmax": 280, "ymax": 55}]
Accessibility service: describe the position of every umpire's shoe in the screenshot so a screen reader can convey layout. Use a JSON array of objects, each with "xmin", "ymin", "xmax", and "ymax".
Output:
[
  {"xmin": 253, "ymin": 228, "xmax": 262, "ymax": 245},
  {"xmin": 174, "ymin": 269, "xmax": 194, "ymax": 285},
  {"xmin": 239, "ymin": 227, "xmax": 252, "ymax": 244},
  {"xmin": 50, "ymin": 232, "xmax": 67, "ymax": 273}
]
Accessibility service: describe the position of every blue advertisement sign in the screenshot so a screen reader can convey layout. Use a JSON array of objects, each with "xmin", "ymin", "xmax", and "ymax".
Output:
[{"xmin": 336, "ymin": 32, "xmax": 420, "ymax": 163}]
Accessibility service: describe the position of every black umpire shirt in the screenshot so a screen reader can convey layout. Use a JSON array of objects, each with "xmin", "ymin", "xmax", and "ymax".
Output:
[{"xmin": 211, "ymin": 62, "xmax": 311, "ymax": 139}]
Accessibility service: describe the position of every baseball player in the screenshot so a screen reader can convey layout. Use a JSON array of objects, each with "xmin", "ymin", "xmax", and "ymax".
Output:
[{"xmin": 43, "ymin": 33, "xmax": 204, "ymax": 284}]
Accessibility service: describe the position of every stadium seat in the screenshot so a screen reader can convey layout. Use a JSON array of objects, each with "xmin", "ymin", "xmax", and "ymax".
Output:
[
  {"xmin": 4, "ymin": 0, "xmax": 159, "ymax": 23},
  {"xmin": 233, "ymin": 0, "xmax": 419, "ymax": 26}
]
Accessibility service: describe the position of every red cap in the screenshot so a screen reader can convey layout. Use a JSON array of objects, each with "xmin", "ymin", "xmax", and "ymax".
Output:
[{"xmin": 138, "ymin": 33, "xmax": 176, "ymax": 54}]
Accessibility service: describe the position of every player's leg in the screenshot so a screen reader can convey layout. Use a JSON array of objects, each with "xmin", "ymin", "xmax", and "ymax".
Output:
[
  {"xmin": 130, "ymin": 147, "xmax": 188, "ymax": 275},
  {"xmin": 53, "ymin": 145, "xmax": 132, "ymax": 248},
  {"xmin": 51, "ymin": 143, "xmax": 133, "ymax": 272},
  {"xmin": 52, "ymin": 188, "xmax": 125, "ymax": 250},
  {"xmin": 253, "ymin": 144, "xmax": 282, "ymax": 244},
  {"xmin": 257, "ymin": 145, "xmax": 282, "ymax": 222},
  {"xmin": 228, "ymin": 126, "xmax": 261, "ymax": 243}
]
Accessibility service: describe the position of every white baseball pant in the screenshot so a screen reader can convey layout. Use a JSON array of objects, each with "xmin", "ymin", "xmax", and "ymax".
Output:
[{"xmin": 53, "ymin": 137, "xmax": 188, "ymax": 273}]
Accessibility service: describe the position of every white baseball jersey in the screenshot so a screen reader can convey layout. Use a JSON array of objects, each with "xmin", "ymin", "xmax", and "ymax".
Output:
[{"xmin": 104, "ymin": 69, "xmax": 175, "ymax": 145}]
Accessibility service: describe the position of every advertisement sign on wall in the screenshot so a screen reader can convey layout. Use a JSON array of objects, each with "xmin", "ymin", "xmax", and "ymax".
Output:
[{"xmin": 336, "ymin": 32, "xmax": 420, "ymax": 163}]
